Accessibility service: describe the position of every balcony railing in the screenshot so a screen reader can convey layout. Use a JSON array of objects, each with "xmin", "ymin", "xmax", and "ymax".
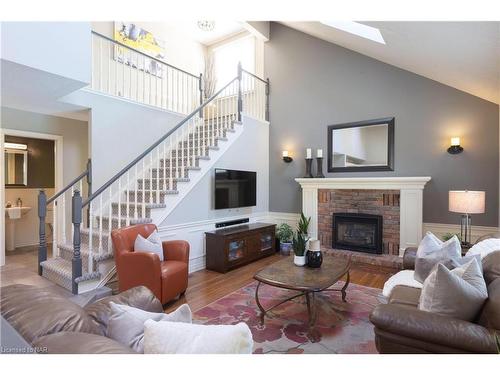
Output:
[{"xmin": 91, "ymin": 31, "xmax": 202, "ymax": 115}]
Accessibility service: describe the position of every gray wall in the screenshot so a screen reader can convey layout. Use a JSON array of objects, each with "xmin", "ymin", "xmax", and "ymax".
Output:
[
  {"xmin": 266, "ymin": 23, "xmax": 499, "ymax": 227},
  {"xmin": 1, "ymin": 107, "xmax": 89, "ymax": 186}
]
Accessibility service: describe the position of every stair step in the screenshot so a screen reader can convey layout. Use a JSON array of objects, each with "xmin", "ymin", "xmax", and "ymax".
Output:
[
  {"xmin": 58, "ymin": 242, "xmax": 113, "ymax": 272},
  {"xmin": 137, "ymin": 177, "xmax": 189, "ymax": 190},
  {"xmin": 41, "ymin": 257, "xmax": 101, "ymax": 292},
  {"xmin": 180, "ymin": 138, "xmax": 227, "ymax": 148},
  {"xmin": 171, "ymin": 145, "xmax": 218, "ymax": 157},
  {"xmin": 80, "ymin": 227, "xmax": 111, "ymax": 252},
  {"xmin": 111, "ymin": 201, "xmax": 166, "ymax": 217},
  {"xmin": 125, "ymin": 189, "xmax": 178, "ymax": 204},
  {"xmin": 96, "ymin": 216, "xmax": 153, "ymax": 231}
]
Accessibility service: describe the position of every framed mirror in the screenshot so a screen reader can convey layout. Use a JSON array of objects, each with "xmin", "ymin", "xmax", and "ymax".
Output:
[
  {"xmin": 5, "ymin": 149, "xmax": 28, "ymax": 186},
  {"xmin": 327, "ymin": 117, "xmax": 394, "ymax": 172}
]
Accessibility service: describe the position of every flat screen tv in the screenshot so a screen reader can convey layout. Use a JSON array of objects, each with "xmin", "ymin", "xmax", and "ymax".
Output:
[{"xmin": 214, "ymin": 169, "xmax": 256, "ymax": 209}]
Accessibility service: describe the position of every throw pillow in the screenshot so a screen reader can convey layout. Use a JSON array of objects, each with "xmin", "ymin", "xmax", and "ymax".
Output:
[
  {"xmin": 106, "ymin": 302, "xmax": 192, "ymax": 353},
  {"xmin": 481, "ymin": 251, "xmax": 500, "ymax": 285},
  {"xmin": 134, "ymin": 230, "xmax": 163, "ymax": 261},
  {"xmin": 143, "ymin": 320, "xmax": 253, "ymax": 354},
  {"xmin": 419, "ymin": 258, "xmax": 488, "ymax": 321},
  {"xmin": 414, "ymin": 232, "xmax": 461, "ymax": 283},
  {"xmin": 466, "ymin": 238, "xmax": 500, "ymax": 258}
]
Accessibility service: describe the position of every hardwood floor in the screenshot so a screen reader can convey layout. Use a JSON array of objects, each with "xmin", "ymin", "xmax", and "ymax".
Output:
[{"xmin": 164, "ymin": 253, "xmax": 396, "ymax": 313}]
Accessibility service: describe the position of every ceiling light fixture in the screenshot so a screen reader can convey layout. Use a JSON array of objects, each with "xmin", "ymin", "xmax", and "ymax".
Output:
[
  {"xmin": 198, "ymin": 21, "xmax": 215, "ymax": 32},
  {"xmin": 320, "ymin": 21, "xmax": 386, "ymax": 44}
]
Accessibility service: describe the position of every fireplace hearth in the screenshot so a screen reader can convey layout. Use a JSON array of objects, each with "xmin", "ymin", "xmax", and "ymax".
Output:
[{"xmin": 332, "ymin": 213, "xmax": 383, "ymax": 254}]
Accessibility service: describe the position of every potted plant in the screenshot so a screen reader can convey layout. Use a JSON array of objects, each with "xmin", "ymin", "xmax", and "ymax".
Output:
[
  {"xmin": 292, "ymin": 213, "xmax": 311, "ymax": 266},
  {"xmin": 276, "ymin": 223, "xmax": 294, "ymax": 256}
]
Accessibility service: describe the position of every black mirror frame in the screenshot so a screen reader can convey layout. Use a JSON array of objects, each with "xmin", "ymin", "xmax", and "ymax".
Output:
[{"xmin": 327, "ymin": 117, "xmax": 395, "ymax": 173}]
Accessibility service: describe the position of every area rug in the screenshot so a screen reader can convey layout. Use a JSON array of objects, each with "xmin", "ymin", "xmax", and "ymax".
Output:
[{"xmin": 193, "ymin": 281, "xmax": 385, "ymax": 354}]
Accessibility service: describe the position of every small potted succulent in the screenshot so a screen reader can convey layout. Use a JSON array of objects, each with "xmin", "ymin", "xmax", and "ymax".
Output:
[
  {"xmin": 276, "ymin": 223, "xmax": 294, "ymax": 256},
  {"xmin": 292, "ymin": 213, "xmax": 311, "ymax": 266}
]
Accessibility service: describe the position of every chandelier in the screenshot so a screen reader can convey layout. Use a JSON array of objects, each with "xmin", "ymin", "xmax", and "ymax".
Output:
[{"xmin": 197, "ymin": 20, "xmax": 215, "ymax": 32}]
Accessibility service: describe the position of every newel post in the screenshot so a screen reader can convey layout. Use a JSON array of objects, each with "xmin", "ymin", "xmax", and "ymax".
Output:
[
  {"xmin": 237, "ymin": 62, "xmax": 243, "ymax": 122},
  {"xmin": 265, "ymin": 78, "xmax": 270, "ymax": 122},
  {"xmin": 71, "ymin": 190, "xmax": 83, "ymax": 295},
  {"xmin": 38, "ymin": 190, "xmax": 47, "ymax": 275}
]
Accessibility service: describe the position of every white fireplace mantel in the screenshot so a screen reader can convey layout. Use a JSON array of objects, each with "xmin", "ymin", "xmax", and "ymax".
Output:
[{"xmin": 295, "ymin": 177, "xmax": 432, "ymax": 255}]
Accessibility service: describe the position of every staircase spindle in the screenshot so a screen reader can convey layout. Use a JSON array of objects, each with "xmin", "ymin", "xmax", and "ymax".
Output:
[
  {"xmin": 38, "ymin": 190, "xmax": 47, "ymax": 275},
  {"xmin": 108, "ymin": 187, "xmax": 112, "ymax": 241},
  {"xmin": 88, "ymin": 201, "xmax": 93, "ymax": 268},
  {"xmin": 98, "ymin": 194, "xmax": 103, "ymax": 254},
  {"xmin": 135, "ymin": 164, "xmax": 139, "ymax": 220},
  {"xmin": 52, "ymin": 200, "xmax": 58, "ymax": 257},
  {"xmin": 126, "ymin": 172, "xmax": 130, "ymax": 226}
]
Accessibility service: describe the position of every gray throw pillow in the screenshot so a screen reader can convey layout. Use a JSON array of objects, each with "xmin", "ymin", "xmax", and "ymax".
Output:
[
  {"xmin": 106, "ymin": 302, "xmax": 192, "ymax": 353},
  {"xmin": 414, "ymin": 232, "xmax": 461, "ymax": 283},
  {"xmin": 134, "ymin": 230, "xmax": 163, "ymax": 261},
  {"xmin": 419, "ymin": 258, "xmax": 488, "ymax": 321}
]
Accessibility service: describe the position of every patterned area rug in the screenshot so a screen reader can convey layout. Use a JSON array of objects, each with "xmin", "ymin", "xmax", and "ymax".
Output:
[{"xmin": 194, "ymin": 281, "xmax": 385, "ymax": 354}]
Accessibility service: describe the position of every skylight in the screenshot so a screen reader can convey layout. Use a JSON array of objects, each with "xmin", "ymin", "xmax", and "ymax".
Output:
[{"xmin": 320, "ymin": 21, "xmax": 386, "ymax": 44}]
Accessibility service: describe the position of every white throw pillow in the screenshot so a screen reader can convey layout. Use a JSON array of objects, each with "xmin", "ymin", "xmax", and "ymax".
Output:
[
  {"xmin": 419, "ymin": 258, "xmax": 488, "ymax": 321},
  {"xmin": 143, "ymin": 320, "xmax": 253, "ymax": 354},
  {"xmin": 414, "ymin": 232, "xmax": 461, "ymax": 283},
  {"xmin": 134, "ymin": 230, "xmax": 163, "ymax": 261},
  {"xmin": 106, "ymin": 302, "xmax": 192, "ymax": 353},
  {"xmin": 382, "ymin": 270, "xmax": 423, "ymax": 297},
  {"xmin": 466, "ymin": 238, "xmax": 500, "ymax": 258}
]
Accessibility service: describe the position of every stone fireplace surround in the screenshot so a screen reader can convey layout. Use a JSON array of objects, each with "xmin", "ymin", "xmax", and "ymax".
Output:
[{"xmin": 295, "ymin": 177, "xmax": 432, "ymax": 256}]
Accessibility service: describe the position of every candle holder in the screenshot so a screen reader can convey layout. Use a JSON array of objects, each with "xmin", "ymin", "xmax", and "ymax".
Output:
[
  {"xmin": 304, "ymin": 158, "xmax": 314, "ymax": 178},
  {"xmin": 315, "ymin": 157, "xmax": 325, "ymax": 178}
]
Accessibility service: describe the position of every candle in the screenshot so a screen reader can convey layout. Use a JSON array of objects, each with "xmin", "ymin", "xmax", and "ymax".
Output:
[
  {"xmin": 282, "ymin": 150, "xmax": 289, "ymax": 157},
  {"xmin": 317, "ymin": 149, "xmax": 323, "ymax": 158},
  {"xmin": 306, "ymin": 148, "xmax": 312, "ymax": 159}
]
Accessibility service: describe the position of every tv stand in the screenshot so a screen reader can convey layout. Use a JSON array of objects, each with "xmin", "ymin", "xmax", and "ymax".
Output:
[{"xmin": 205, "ymin": 223, "xmax": 276, "ymax": 273}]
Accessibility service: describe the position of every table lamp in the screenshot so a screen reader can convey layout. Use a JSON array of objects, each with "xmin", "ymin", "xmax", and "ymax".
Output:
[{"xmin": 449, "ymin": 190, "xmax": 485, "ymax": 245}]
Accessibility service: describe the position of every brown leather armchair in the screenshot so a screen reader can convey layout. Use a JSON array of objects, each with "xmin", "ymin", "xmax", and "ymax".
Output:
[{"xmin": 111, "ymin": 224, "xmax": 190, "ymax": 305}]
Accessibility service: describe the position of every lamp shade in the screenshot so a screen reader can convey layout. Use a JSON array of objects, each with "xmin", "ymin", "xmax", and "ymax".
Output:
[{"xmin": 449, "ymin": 191, "xmax": 485, "ymax": 214}]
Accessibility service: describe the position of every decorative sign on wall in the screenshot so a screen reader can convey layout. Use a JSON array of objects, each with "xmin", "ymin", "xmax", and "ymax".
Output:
[{"xmin": 114, "ymin": 22, "xmax": 166, "ymax": 77}]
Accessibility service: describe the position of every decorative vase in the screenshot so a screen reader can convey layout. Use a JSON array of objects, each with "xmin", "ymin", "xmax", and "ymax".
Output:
[
  {"xmin": 306, "ymin": 239, "xmax": 323, "ymax": 268},
  {"xmin": 280, "ymin": 242, "xmax": 292, "ymax": 256},
  {"xmin": 294, "ymin": 254, "xmax": 307, "ymax": 266}
]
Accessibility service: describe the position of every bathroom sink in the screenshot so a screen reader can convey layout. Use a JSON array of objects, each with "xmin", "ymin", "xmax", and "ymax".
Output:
[
  {"xmin": 5, "ymin": 207, "xmax": 32, "ymax": 252},
  {"xmin": 5, "ymin": 207, "xmax": 31, "ymax": 219}
]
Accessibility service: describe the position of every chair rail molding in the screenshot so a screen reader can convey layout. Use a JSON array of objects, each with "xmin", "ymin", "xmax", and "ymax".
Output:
[{"xmin": 295, "ymin": 177, "xmax": 432, "ymax": 255}]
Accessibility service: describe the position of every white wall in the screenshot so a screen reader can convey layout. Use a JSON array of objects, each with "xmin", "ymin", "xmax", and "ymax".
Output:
[
  {"xmin": 159, "ymin": 116, "xmax": 270, "ymax": 271},
  {"xmin": 62, "ymin": 89, "xmax": 185, "ymax": 189},
  {"xmin": 91, "ymin": 22, "xmax": 206, "ymax": 76},
  {"xmin": 1, "ymin": 22, "xmax": 91, "ymax": 85}
]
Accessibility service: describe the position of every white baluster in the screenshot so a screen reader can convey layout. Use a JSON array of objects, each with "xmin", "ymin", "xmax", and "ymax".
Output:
[
  {"xmin": 126, "ymin": 171, "xmax": 130, "ymax": 227},
  {"xmin": 142, "ymin": 158, "xmax": 146, "ymax": 217},
  {"xmin": 156, "ymin": 147, "xmax": 160, "ymax": 203},
  {"xmin": 163, "ymin": 142, "xmax": 167, "ymax": 202},
  {"xmin": 118, "ymin": 177, "xmax": 122, "ymax": 226},
  {"xmin": 134, "ymin": 164, "xmax": 138, "ymax": 220},
  {"xmin": 108, "ymin": 187, "xmax": 112, "ymax": 247},
  {"xmin": 52, "ymin": 200, "xmax": 57, "ymax": 257},
  {"xmin": 88, "ymin": 202, "xmax": 93, "ymax": 268},
  {"xmin": 169, "ymin": 134, "xmax": 173, "ymax": 192},
  {"xmin": 108, "ymin": 40, "xmax": 111, "ymax": 94},
  {"xmin": 62, "ymin": 191, "xmax": 67, "ymax": 244},
  {"xmin": 99, "ymin": 195, "xmax": 103, "ymax": 254}
]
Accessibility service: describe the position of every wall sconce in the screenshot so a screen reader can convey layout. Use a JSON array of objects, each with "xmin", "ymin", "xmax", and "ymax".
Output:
[
  {"xmin": 447, "ymin": 137, "xmax": 463, "ymax": 154},
  {"xmin": 282, "ymin": 150, "xmax": 293, "ymax": 163}
]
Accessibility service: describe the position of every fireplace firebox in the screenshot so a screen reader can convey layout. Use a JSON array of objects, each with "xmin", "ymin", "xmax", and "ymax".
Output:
[{"xmin": 332, "ymin": 213, "xmax": 383, "ymax": 254}]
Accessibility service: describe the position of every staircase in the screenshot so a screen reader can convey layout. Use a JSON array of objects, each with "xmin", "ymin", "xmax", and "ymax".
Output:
[{"xmin": 37, "ymin": 36, "xmax": 269, "ymax": 294}]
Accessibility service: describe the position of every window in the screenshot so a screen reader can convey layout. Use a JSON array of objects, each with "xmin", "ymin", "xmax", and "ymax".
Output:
[{"xmin": 212, "ymin": 36, "xmax": 255, "ymax": 90}]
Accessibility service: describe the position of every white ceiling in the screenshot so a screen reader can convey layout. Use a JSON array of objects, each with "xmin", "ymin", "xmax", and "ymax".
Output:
[
  {"xmin": 281, "ymin": 21, "xmax": 500, "ymax": 104},
  {"xmin": 160, "ymin": 21, "xmax": 246, "ymax": 46}
]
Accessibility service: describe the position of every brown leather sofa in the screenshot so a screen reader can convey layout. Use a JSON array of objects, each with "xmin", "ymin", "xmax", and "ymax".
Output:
[
  {"xmin": 0, "ymin": 284, "xmax": 164, "ymax": 354},
  {"xmin": 370, "ymin": 247, "xmax": 500, "ymax": 353},
  {"xmin": 111, "ymin": 224, "xmax": 189, "ymax": 305}
]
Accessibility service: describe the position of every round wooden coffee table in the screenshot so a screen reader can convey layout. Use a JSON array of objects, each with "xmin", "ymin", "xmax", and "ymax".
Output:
[{"xmin": 253, "ymin": 255, "xmax": 351, "ymax": 329}]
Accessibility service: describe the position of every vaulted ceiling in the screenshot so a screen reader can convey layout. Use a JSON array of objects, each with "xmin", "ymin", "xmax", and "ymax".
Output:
[{"xmin": 281, "ymin": 21, "xmax": 500, "ymax": 104}]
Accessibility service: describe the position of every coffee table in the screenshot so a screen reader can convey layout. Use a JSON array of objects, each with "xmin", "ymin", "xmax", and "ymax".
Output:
[{"xmin": 253, "ymin": 255, "xmax": 351, "ymax": 329}]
